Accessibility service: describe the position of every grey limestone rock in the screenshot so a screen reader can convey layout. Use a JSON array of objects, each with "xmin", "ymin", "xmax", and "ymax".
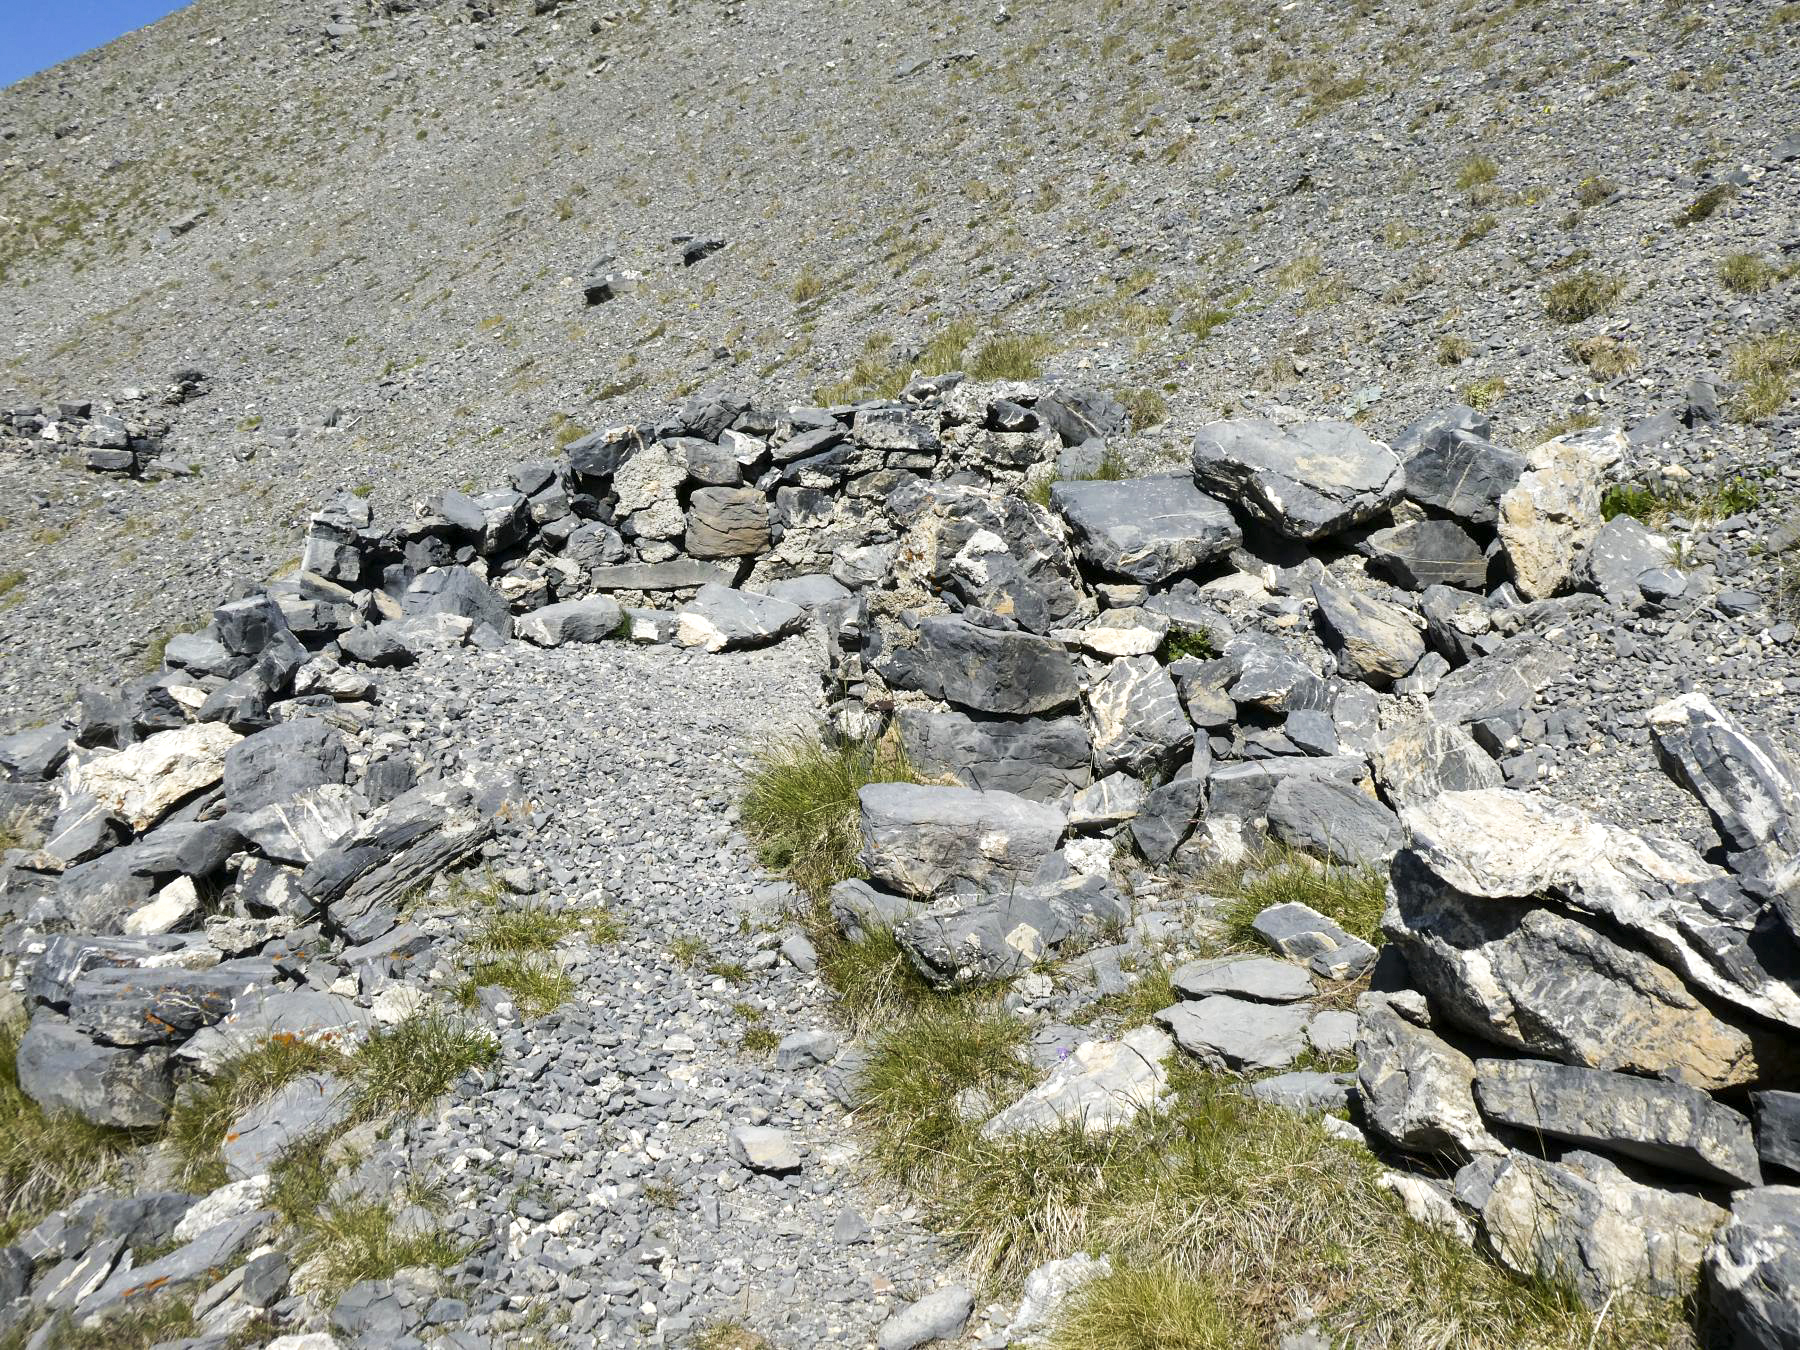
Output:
[
  {"xmin": 870, "ymin": 615, "xmax": 1081, "ymax": 716},
  {"xmin": 727, "ymin": 1125, "xmax": 800, "ymax": 1175},
  {"xmin": 859, "ymin": 782, "xmax": 1065, "ymax": 899},
  {"xmin": 1156, "ymin": 994, "xmax": 1310, "ymax": 1072},
  {"xmin": 1356, "ymin": 999, "xmax": 1501, "ymax": 1158},
  {"xmin": 223, "ymin": 719, "xmax": 349, "ymax": 815},
  {"xmin": 1086, "ymin": 654, "xmax": 1192, "ymax": 775},
  {"xmin": 1266, "ymin": 776, "xmax": 1402, "ymax": 866},
  {"xmin": 895, "ymin": 874, "xmax": 1125, "ymax": 988},
  {"xmin": 1369, "ymin": 720, "xmax": 1502, "ymax": 811},
  {"xmin": 674, "ymin": 585, "xmax": 806, "ymax": 653},
  {"xmin": 980, "ymin": 1027, "xmax": 1171, "ymax": 1138},
  {"xmin": 1190, "ymin": 418, "xmax": 1404, "ymax": 539},
  {"xmin": 876, "ymin": 1286, "xmax": 974, "ymax": 1350},
  {"xmin": 684, "ymin": 486, "xmax": 771, "ymax": 558},
  {"xmin": 1311, "ymin": 581, "xmax": 1424, "ymax": 686},
  {"xmin": 1473, "ymin": 1059, "xmax": 1761, "ymax": 1187},
  {"xmin": 1705, "ymin": 1187, "xmax": 1800, "ymax": 1349},
  {"xmin": 513, "ymin": 596, "xmax": 623, "ymax": 646},
  {"xmin": 1251, "ymin": 900, "xmax": 1378, "ymax": 980},
  {"xmin": 1050, "ymin": 475, "xmax": 1241, "ymax": 583},
  {"xmin": 1363, "ymin": 517, "xmax": 1489, "ymax": 592},
  {"xmin": 401, "ymin": 564, "xmax": 512, "ymax": 638},
  {"xmin": 1171, "ymin": 956, "xmax": 1313, "ymax": 1003},
  {"xmin": 222, "ymin": 1072, "xmax": 351, "ymax": 1180},
  {"xmin": 893, "ymin": 709, "xmax": 1093, "ymax": 803},
  {"xmin": 15, "ymin": 1015, "xmax": 176, "ymax": 1128}
]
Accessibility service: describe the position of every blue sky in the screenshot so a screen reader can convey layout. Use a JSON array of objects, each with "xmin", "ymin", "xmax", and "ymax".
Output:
[{"xmin": 1, "ymin": 1, "xmax": 192, "ymax": 90}]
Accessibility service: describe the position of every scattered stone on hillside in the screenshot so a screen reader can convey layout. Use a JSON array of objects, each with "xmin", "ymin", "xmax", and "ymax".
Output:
[
  {"xmin": 513, "ymin": 596, "xmax": 624, "ymax": 646},
  {"xmin": 1311, "ymin": 581, "xmax": 1424, "ymax": 685},
  {"xmin": 858, "ymin": 782, "xmax": 1064, "ymax": 899},
  {"xmin": 1495, "ymin": 426, "xmax": 1624, "ymax": 600},
  {"xmin": 401, "ymin": 564, "xmax": 512, "ymax": 638},
  {"xmin": 1473, "ymin": 1059, "xmax": 1761, "ymax": 1187},
  {"xmin": 1050, "ymin": 476, "xmax": 1240, "ymax": 583},
  {"xmin": 1454, "ymin": 1149, "xmax": 1724, "ymax": 1306},
  {"xmin": 238, "ymin": 785, "xmax": 362, "ymax": 866},
  {"xmin": 893, "ymin": 708, "xmax": 1091, "ymax": 802},
  {"xmin": 1582, "ymin": 515, "xmax": 1674, "ymax": 609},
  {"xmin": 1225, "ymin": 634, "xmax": 1330, "ymax": 713},
  {"xmin": 727, "ymin": 1125, "xmax": 800, "ymax": 1175},
  {"xmin": 674, "ymin": 584, "xmax": 805, "ymax": 653},
  {"xmin": 981, "ymin": 1026, "xmax": 1172, "ymax": 1138},
  {"xmin": 1356, "ymin": 1000, "xmax": 1502, "ymax": 1159},
  {"xmin": 895, "ymin": 875, "xmax": 1125, "ymax": 988},
  {"xmin": 869, "ymin": 615, "xmax": 1081, "ymax": 716},
  {"xmin": 222, "ymin": 719, "xmax": 348, "ymax": 815},
  {"xmin": 1172, "ymin": 956, "xmax": 1313, "ymax": 1003},
  {"xmin": 68, "ymin": 963, "xmax": 260, "ymax": 1046},
  {"xmin": 1705, "ymin": 1187, "xmax": 1800, "ymax": 1348},
  {"xmin": 1157, "ymin": 994, "xmax": 1310, "ymax": 1072},
  {"xmin": 1249, "ymin": 1070, "xmax": 1353, "ymax": 1115},
  {"xmin": 875, "ymin": 1286, "xmax": 974, "ymax": 1350},
  {"xmin": 899, "ymin": 483, "xmax": 1087, "ymax": 634},
  {"xmin": 1190, "ymin": 418, "xmax": 1404, "ymax": 539},
  {"xmin": 1251, "ymin": 900, "xmax": 1378, "ymax": 980},
  {"xmin": 15, "ymin": 1016, "xmax": 176, "ymax": 1128},
  {"xmin": 1369, "ymin": 721, "xmax": 1502, "ymax": 810},
  {"xmin": 1266, "ymin": 776, "xmax": 1402, "ymax": 866},
  {"xmin": 1128, "ymin": 768, "xmax": 1206, "ymax": 865},
  {"xmin": 1068, "ymin": 773, "xmax": 1146, "ymax": 829},
  {"xmin": 1002, "ymin": 1255, "xmax": 1111, "ymax": 1346}
]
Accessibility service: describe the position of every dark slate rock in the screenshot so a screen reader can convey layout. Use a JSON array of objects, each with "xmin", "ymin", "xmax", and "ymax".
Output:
[
  {"xmin": 340, "ymin": 623, "xmax": 418, "ymax": 668},
  {"xmin": 127, "ymin": 819, "xmax": 245, "ymax": 879},
  {"xmin": 1391, "ymin": 404, "xmax": 1491, "ymax": 459},
  {"xmin": 1266, "ymin": 776, "xmax": 1402, "ymax": 866},
  {"xmin": 1312, "ymin": 581, "xmax": 1424, "ymax": 686},
  {"xmin": 1206, "ymin": 755, "xmax": 1366, "ymax": 825},
  {"xmin": 868, "ymin": 615, "xmax": 1081, "ymax": 716},
  {"xmin": 1190, "ymin": 418, "xmax": 1404, "ymax": 539},
  {"xmin": 1035, "ymin": 387, "xmax": 1130, "ymax": 446},
  {"xmin": 513, "ymin": 597, "xmax": 624, "ymax": 647},
  {"xmin": 829, "ymin": 879, "xmax": 916, "ymax": 943},
  {"xmin": 1475, "ymin": 1058, "xmax": 1760, "ymax": 1187},
  {"xmin": 15, "ymin": 1015, "xmax": 176, "ymax": 1128},
  {"xmin": 75, "ymin": 1208, "xmax": 273, "ymax": 1322},
  {"xmin": 1705, "ymin": 1187, "xmax": 1800, "ymax": 1350},
  {"xmin": 1049, "ymin": 476, "xmax": 1241, "ymax": 584},
  {"xmin": 904, "ymin": 483, "xmax": 1087, "ymax": 635},
  {"xmin": 1252, "ymin": 900, "xmax": 1378, "ymax": 980},
  {"xmin": 588, "ymin": 560, "xmax": 740, "ymax": 591},
  {"xmin": 1754, "ymin": 1092, "xmax": 1800, "ymax": 1177},
  {"xmin": 1086, "ymin": 655, "xmax": 1193, "ymax": 775},
  {"xmin": 894, "ymin": 709, "xmax": 1091, "ymax": 802},
  {"xmin": 1400, "ymin": 429, "xmax": 1525, "ymax": 525},
  {"xmin": 1582, "ymin": 515, "xmax": 1672, "ymax": 609},
  {"xmin": 401, "ymin": 565, "xmax": 511, "ymax": 638},
  {"xmin": 67, "ymin": 963, "xmax": 265, "ymax": 1046},
  {"xmin": 1362, "ymin": 518, "xmax": 1489, "ymax": 592},
  {"xmin": 1130, "ymin": 768, "xmax": 1206, "ymax": 865},
  {"xmin": 223, "ymin": 719, "xmax": 349, "ymax": 814},
  {"xmin": 895, "ymin": 875, "xmax": 1127, "ymax": 988},
  {"xmin": 213, "ymin": 593, "xmax": 297, "ymax": 659},
  {"xmin": 1225, "ymin": 634, "xmax": 1330, "ymax": 712}
]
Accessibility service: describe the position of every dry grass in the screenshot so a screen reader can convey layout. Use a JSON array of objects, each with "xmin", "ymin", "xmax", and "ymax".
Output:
[
  {"xmin": 1544, "ymin": 270, "xmax": 1624, "ymax": 323},
  {"xmin": 1729, "ymin": 332, "xmax": 1800, "ymax": 422}
]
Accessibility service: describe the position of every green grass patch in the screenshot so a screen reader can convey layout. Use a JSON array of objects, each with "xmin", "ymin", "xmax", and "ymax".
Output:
[
  {"xmin": 1675, "ymin": 184, "xmax": 1734, "ymax": 225},
  {"xmin": 27, "ymin": 1299, "xmax": 198, "ymax": 1349},
  {"xmin": 813, "ymin": 923, "xmax": 936, "ymax": 1032},
  {"xmin": 1719, "ymin": 251, "xmax": 1778, "ymax": 295},
  {"xmin": 348, "ymin": 1011, "xmax": 497, "ymax": 1119},
  {"xmin": 1729, "ymin": 332, "xmax": 1800, "ymax": 422},
  {"xmin": 457, "ymin": 957, "xmax": 573, "ymax": 1019},
  {"xmin": 969, "ymin": 333, "xmax": 1055, "ymax": 381},
  {"xmin": 1544, "ymin": 270, "xmax": 1624, "ymax": 323},
  {"xmin": 740, "ymin": 729, "xmax": 922, "ymax": 902},
  {"xmin": 1048, "ymin": 1266, "xmax": 1235, "ymax": 1350},
  {"xmin": 1455, "ymin": 154, "xmax": 1499, "ymax": 192},
  {"xmin": 0, "ymin": 570, "xmax": 23, "ymax": 599},
  {"xmin": 164, "ymin": 1036, "xmax": 350, "ymax": 1191},
  {"xmin": 740, "ymin": 1026, "xmax": 781, "ymax": 1057},
  {"xmin": 1115, "ymin": 386, "xmax": 1168, "ymax": 431},
  {"xmin": 1460, "ymin": 376, "xmax": 1507, "ymax": 411},
  {"xmin": 1158, "ymin": 627, "xmax": 1218, "ymax": 663},
  {"xmin": 0, "ymin": 1022, "xmax": 148, "ymax": 1245},
  {"xmin": 1601, "ymin": 476, "xmax": 1760, "ymax": 525},
  {"xmin": 1199, "ymin": 845, "xmax": 1387, "ymax": 948},
  {"xmin": 1574, "ymin": 174, "xmax": 1616, "ymax": 207}
]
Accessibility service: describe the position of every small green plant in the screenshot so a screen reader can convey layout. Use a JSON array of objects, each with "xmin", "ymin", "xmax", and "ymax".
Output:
[
  {"xmin": 1575, "ymin": 174, "xmax": 1617, "ymax": 207},
  {"xmin": 1455, "ymin": 214, "xmax": 1497, "ymax": 248},
  {"xmin": 740, "ymin": 1026, "xmax": 781, "ymax": 1057},
  {"xmin": 236, "ymin": 415, "xmax": 262, "ymax": 432},
  {"xmin": 459, "ymin": 957, "xmax": 573, "ymax": 1017},
  {"xmin": 969, "ymin": 333, "xmax": 1055, "ymax": 381},
  {"xmin": 349, "ymin": 482, "xmax": 375, "ymax": 498},
  {"xmin": 692, "ymin": 1322, "xmax": 773, "ymax": 1350},
  {"xmin": 1116, "ymin": 387, "xmax": 1168, "ymax": 431},
  {"xmin": 1544, "ymin": 270, "xmax": 1624, "ymax": 323},
  {"xmin": 1048, "ymin": 1266, "xmax": 1234, "ymax": 1350},
  {"xmin": 1461, "ymin": 375, "xmax": 1508, "ymax": 410},
  {"xmin": 739, "ymin": 730, "xmax": 921, "ymax": 902},
  {"xmin": 1675, "ymin": 184, "xmax": 1734, "ymax": 225},
  {"xmin": 790, "ymin": 267, "xmax": 824, "ymax": 303},
  {"xmin": 669, "ymin": 935, "xmax": 710, "ymax": 966},
  {"xmin": 348, "ymin": 1011, "xmax": 497, "ymax": 1118},
  {"xmin": 282, "ymin": 1178, "xmax": 463, "ymax": 1299},
  {"xmin": 1158, "ymin": 628, "xmax": 1217, "ymax": 663},
  {"xmin": 0, "ymin": 570, "xmax": 23, "ymax": 599},
  {"xmin": 1569, "ymin": 334, "xmax": 1639, "ymax": 377},
  {"xmin": 1729, "ymin": 332, "xmax": 1800, "ymax": 421},
  {"xmin": 1455, "ymin": 153, "xmax": 1499, "ymax": 198},
  {"xmin": 1436, "ymin": 335, "xmax": 1474, "ymax": 366},
  {"xmin": 1719, "ymin": 252, "xmax": 1777, "ymax": 294}
]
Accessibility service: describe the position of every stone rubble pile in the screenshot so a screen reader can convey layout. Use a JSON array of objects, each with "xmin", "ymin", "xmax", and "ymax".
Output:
[{"xmin": 2, "ymin": 373, "xmax": 1797, "ymax": 1344}]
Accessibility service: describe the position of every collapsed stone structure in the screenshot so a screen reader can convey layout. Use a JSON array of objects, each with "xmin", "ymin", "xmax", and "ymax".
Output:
[{"xmin": 1, "ymin": 373, "xmax": 1796, "ymax": 1344}]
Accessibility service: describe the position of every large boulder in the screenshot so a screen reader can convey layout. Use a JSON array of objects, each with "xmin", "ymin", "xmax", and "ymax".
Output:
[
  {"xmin": 513, "ymin": 597, "xmax": 623, "ymax": 646},
  {"xmin": 1265, "ymin": 776, "xmax": 1402, "ymax": 866},
  {"xmin": 611, "ymin": 441, "xmax": 687, "ymax": 540},
  {"xmin": 674, "ymin": 585, "xmax": 806, "ymax": 653},
  {"xmin": 1400, "ymin": 426, "xmax": 1526, "ymax": 525},
  {"xmin": 895, "ymin": 485, "xmax": 1087, "ymax": 635},
  {"xmin": 1473, "ymin": 1059, "xmax": 1761, "ymax": 1187},
  {"xmin": 894, "ymin": 709, "xmax": 1091, "ymax": 802},
  {"xmin": 1368, "ymin": 720, "xmax": 1502, "ymax": 811},
  {"xmin": 1385, "ymin": 850, "xmax": 1760, "ymax": 1090},
  {"xmin": 1356, "ymin": 999, "xmax": 1502, "ymax": 1159},
  {"xmin": 67, "ymin": 963, "xmax": 263, "ymax": 1046},
  {"xmin": 1401, "ymin": 788, "xmax": 1800, "ymax": 1032},
  {"xmin": 684, "ymin": 487, "xmax": 770, "ymax": 558},
  {"xmin": 1190, "ymin": 418, "xmax": 1403, "ymax": 539},
  {"xmin": 1582, "ymin": 515, "xmax": 1675, "ymax": 609},
  {"xmin": 401, "ymin": 565, "xmax": 511, "ymax": 638},
  {"xmin": 1049, "ymin": 476, "xmax": 1240, "ymax": 584},
  {"xmin": 896, "ymin": 875, "xmax": 1127, "ymax": 987},
  {"xmin": 1495, "ymin": 426, "xmax": 1624, "ymax": 600},
  {"xmin": 223, "ymin": 720, "xmax": 349, "ymax": 815},
  {"xmin": 69, "ymin": 724, "xmax": 240, "ymax": 832},
  {"xmin": 1362, "ymin": 518, "xmax": 1489, "ymax": 592},
  {"xmin": 858, "ymin": 783, "xmax": 1064, "ymax": 899},
  {"xmin": 1456, "ymin": 1148, "xmax": 1726, "ymax": 1306},
  {"xmin": 1085, "ymin": 655, "xmax": 1192, "ymax": 775},
  {"xmin": 15, "ymin": 1016, "xmax": 176, "ymax": 1128},
  {"xmin": 1705, "ymin": 1187, "xmax": 1800, "ymax": 1348},
  {"xmin": 869, "ymin": 616, "xmax": 1081, "ymax": 716},
  {"xmin": 1311, "ymin": 582, "xmax": 1424, "ymax": 686}
]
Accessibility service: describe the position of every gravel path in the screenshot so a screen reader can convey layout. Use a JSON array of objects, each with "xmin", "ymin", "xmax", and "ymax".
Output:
[{"xmin": 362, "ymin": 636, "xmax": 959, "ymax": 1347}]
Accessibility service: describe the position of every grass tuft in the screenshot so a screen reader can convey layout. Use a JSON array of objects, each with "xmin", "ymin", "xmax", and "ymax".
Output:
[
  {"xmin": 1675, "ymin": 184, "xmax": 1734, "ymax": 225},
  {"xmin": 1728, "ymin": 332, "xmax": 1800, "ymax": 422},
  {"xmin": 969, "ymin": 333, "xmax": 1055, "ymax": 381},
  {"xmin": 740, "ymin": 729, "xmax": 921, "ymax": 902},
  {"xmin": 1718, "ymin": 251, "xmax": 1778, "ymax": 295},
  {"xmin": 348, "ymin": 1011, "xmax": 497, "ymax": 1119},
  {"xmin": 164, "ymin": 1036, "xmax": 350, "ymax": 1191},
  {"xmin": 1198, "ymin": 845, "xmax": 1387, "ymax": 948},
  {"xmin": 1047, "ymin": 1266, "xmax": 1235, "ymax": 1350},
  {"xmin": 1568, "ymin": 334, "xmax": 1639, "ymax": 377},
  {"xmin": 1544, "ymin": 270, "xmax": 1624, "ymax": 323}
]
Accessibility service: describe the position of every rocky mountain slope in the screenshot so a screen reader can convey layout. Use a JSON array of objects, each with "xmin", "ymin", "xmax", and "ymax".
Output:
[
  {"xmin": 2, "ymin": 1, "xmax": 1800, "ymax": 1348},
  {"xmin": 2, "ymin": 0, "xmax": 1797, "ymax": 728}
]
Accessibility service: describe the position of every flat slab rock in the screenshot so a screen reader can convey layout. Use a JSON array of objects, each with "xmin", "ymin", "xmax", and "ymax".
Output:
[
  {"xmin": 513, "ymin": 596, "xmax": 623, "ymax": 646},
  {"xmin": 223, "ymin": 1072, "xmax": 352, "ymax": 1181},
  {"xmin": 674, "ymin": 583, "xmax": 805, "ymax": 652},
  {"xmin": 980, "ymin": 1026, "xmax": 1173, "ymax": 1139},
  {"xmin": 1473, "ymin": 1058, "xmax": 1761, "ymax": 1188},
  {"xmin": 1156, "ymin": 994, "xmax": 1310, "ymax": 1072},
  {"xmin": 895, "ymin": 874, "xmax": 1126, "ymax": 989},
  {"xmin": 1049, "ymin": 475, "xmax": 1240, "ymax": 584},
  {"xmin": 69, "ymin": 723, "xmax": 240, "ymax": 832},
  {"xmin": 1190, "ymin": 417, "xmax": 1403, "ymax": 539},
  {"xmin": 727, "ymin": 1125, "xmax": 800, "ymax": 1175},
  {"xmin": 1251, "ymin": 900, "xmax": 1378, "ymax": 980},
  {"xmin": 858, "ymin": 782, "xmax": 1064, "ymax": 900},
  {"xmin": 1171, "ymin": 956, "xmax": 1314, "ymax": 1003}
]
